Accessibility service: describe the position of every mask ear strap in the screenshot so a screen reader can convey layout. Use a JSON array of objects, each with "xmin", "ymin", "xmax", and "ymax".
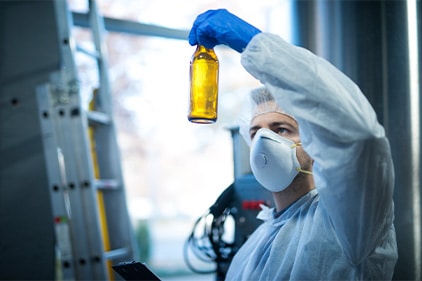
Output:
[
  {"xmin": 290, "ymin": 142, "xmax": 302, "ymax": 148},
  {"xmin": 291, "ymin": 142, "xmax": 313, "ymax": 175},
  {"xmin": 296, "ymin": 167, "xmax": 313, "ymax": 175}
]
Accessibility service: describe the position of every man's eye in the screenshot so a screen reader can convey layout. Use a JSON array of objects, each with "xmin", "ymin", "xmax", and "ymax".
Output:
[
  {"xmin": 250, "ymin": 132, "xmax": 257, "ymax": 140},
  {"xmin": 275, "ymin": 127, "xmax": 288, "ymax": 135}
]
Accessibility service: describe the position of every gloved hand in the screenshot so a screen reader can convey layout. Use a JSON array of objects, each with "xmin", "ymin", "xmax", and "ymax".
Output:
[{"xmin": 188, "ymin": 9, "xmax": 262, "ymax": 53}]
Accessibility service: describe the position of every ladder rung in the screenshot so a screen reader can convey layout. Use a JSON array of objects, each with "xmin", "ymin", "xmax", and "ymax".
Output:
[
  {"xmin": 95, "ymin": 179, "xmax": 120, "ymax": 190},
  {"xmin": 104, "ymin": 248, "xmax": 130, "ymax": 260},
  {"xmin": 76, "ymin": 44, "xmax": 100, "ymax": 59},
  {"xmin": 87, "ymin": 111, "xmax": 110, "ymax": 126}
]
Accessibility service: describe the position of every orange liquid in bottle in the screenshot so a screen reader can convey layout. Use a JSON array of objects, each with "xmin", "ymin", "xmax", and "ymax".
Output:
[{"xmin": 188, "ymin": 45, "xmax": 219, "ymax": 124}]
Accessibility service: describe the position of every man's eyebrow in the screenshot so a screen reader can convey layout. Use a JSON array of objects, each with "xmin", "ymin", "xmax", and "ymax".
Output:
[
  {"xmin": 249, "ymin": 125, "xmax": 261, "ymax": 133},
  {"xmin": 250, "ymin": 121, "xmax": 293, "ymax": 129},
  {"xmin": 249, "ymin": 121, "xmax": 297, "ymax": 134},
  {"xmin": 269, "ymin": 121, "xmax": 295, "ymax": 128}
]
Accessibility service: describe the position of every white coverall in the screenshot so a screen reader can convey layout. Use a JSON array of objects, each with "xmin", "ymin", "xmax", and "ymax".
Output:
[{"xmin": 226, "ymin": 33, "xmax": 398, "ymax": 280}]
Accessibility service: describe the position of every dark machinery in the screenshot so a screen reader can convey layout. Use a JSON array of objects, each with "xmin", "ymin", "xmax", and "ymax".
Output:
[{"xmin": 184, "ymin": 128, "xmax": 274, "ymax": 280}]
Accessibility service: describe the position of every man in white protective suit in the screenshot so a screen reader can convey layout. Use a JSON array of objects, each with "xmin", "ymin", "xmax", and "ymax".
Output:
[{"xmin": 188, "ymin": 9, "xmax": 398, "ymax": 281}]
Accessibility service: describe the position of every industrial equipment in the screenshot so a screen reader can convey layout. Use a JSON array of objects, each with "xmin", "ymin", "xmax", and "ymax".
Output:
[{"xmin": 0, "ymin": 1, "xmax": 136, "ymax": 279}]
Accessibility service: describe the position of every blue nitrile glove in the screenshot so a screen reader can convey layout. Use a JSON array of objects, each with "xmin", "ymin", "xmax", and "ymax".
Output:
[{"xmin": 188, "ymin": 9, "xmax": 262, "ymax": 53}]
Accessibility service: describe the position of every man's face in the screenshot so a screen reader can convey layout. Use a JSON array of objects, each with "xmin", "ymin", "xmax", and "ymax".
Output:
[
  {"xmin": 249, "ymin": 112, "xmax": 299, "ymax": 142},
  {"xmin": 249, "ymin": 111, "xmax": 313, "ymax": 171}
]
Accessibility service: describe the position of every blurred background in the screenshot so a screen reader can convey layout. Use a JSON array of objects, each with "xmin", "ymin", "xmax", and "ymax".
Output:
[
  {"xmin": 68, "ymin": 0, "xmax": 292, "ymax": 278},
  {"xmin": 0, "ymin": 0, "xmax": 420, "ymax": 280}
]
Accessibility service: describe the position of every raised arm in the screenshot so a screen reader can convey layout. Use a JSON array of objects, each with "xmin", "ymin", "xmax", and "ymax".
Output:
[
  {"xmin": 189, "ymin": 9, "xmax": 396, "ymax": 264},
  {"xmin": 241, "ymin": 33, "xmax": 395, "ymax": 264}
]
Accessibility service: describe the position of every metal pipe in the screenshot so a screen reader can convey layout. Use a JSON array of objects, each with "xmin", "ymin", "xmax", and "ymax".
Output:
[
  {"xmin": 72, "ymin": 12, "xmax": 189, "ymax": 40},
  {"xmin": 407, "ymin": 1, "xmax": 421, "ymax": 280}
]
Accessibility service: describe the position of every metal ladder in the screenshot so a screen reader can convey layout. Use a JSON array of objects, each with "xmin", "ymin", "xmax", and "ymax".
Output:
[{"xmin": 36, "ymin": 0, "xmax": 136, "ymax": 279}]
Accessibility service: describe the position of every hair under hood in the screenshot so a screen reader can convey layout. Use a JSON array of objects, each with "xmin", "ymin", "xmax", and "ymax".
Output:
[{"xmin": 238, "ymin": 86, "xmax": 296, "ymax": 146}]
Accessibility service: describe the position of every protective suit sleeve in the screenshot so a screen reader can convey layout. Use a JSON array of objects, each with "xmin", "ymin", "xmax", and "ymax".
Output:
[{"xmin": 241, "ymin": 33, "xmax": 395, "ymax": 265}]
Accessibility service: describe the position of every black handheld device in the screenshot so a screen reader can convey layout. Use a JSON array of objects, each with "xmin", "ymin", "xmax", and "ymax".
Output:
[{"xmin": 112, "ymin": 261, "xmax": 161, "ymax": 281}]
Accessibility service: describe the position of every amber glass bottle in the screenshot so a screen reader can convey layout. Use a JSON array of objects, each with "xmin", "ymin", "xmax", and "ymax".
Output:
[{"xmin": 188, "ymin": 45, "xmax": 219, "ymax": 124}]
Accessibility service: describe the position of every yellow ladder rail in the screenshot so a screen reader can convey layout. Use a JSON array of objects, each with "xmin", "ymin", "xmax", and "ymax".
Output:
[{"xmin": 88, "ymin": 90, "xmax": 114, "ymax": 280}]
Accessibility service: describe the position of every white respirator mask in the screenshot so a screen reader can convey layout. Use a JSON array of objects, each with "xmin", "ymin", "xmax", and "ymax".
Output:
[{"xmin": 250, "ymin": 128, "xmax": 311, "ymax": 192}]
